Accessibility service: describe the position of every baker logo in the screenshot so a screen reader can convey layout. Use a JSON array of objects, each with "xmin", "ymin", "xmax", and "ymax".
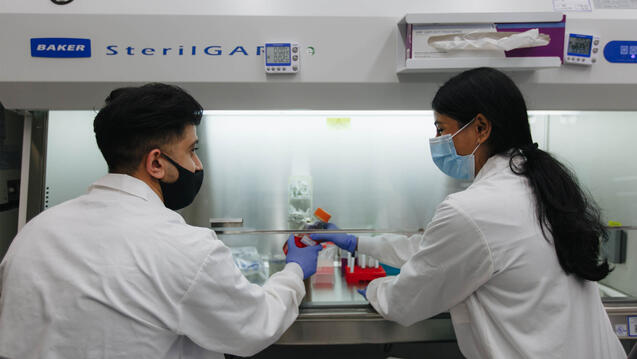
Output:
[{"xmin": 30, "ymin": 38, "xmax": 91, "ymax": 58}]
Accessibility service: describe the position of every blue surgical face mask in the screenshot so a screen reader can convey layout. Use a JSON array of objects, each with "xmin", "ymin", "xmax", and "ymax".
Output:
[{"xmin": 429, "ymin": 117, "xmax": 480, "ymax": 180}]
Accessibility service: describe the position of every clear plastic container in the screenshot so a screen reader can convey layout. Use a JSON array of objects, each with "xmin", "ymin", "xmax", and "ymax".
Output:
[
  {"xmin": 312, "ymin": 243, "xmax": 338, "ymax": 288},
  {"xmin": 230, "ymin": 247, "xmax": 267, "ymax": 285},
  {"xmin": 288, "ymin": 176, "xmax": 313, "ymax": 230}
]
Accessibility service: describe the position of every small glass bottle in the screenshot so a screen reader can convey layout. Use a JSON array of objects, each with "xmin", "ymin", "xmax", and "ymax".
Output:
[
  {"xmin": 282, "ymin": 208, "xmax": 332, "ymax": 255},
  {"xmin": 304, "ymin": 208, "xmax": 332, "ymax": 230},
  {"xmin": 282, "ymin": 234, "xmax": 317, "ymax": 255}
]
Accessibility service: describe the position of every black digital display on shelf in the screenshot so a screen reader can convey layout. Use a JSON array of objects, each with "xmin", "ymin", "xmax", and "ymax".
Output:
[{"xmin": 568, "ymin": 36, "xmax": 592, "ymax": 56}]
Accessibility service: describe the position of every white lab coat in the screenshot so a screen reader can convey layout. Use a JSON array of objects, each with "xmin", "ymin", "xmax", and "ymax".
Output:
[
  {"xmin": 0, "ymin": 174, "xmax": 305, "ymax": 359},
  {"xmin": 359, "ymin": 155, "xmax": 626, "ymax": 359}
]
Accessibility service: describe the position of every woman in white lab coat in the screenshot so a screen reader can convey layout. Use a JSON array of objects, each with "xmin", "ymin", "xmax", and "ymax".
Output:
[{"xmin": 313, "ymin": 67, "xmax": 626, "ymax": 358}]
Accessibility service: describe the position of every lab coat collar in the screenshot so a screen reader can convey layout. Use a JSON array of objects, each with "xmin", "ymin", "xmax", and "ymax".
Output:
[
  {"xmin": 89, "ymin": 173, "xmax": 165, "ymax": 207},
  {"xmin": 473, "ymin": 153, "xmax": 513, "ymax": 183}
]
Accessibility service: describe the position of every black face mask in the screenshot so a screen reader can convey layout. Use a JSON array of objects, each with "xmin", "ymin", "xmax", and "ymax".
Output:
[{"xmin": 160, "ymin": 154, "xmax": 204, "ymax": 210}]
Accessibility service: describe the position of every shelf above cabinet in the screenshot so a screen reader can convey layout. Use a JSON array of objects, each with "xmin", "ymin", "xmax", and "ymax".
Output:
[
  {"xmin": 396, "ymin": 11, "xmax": 565, "ymax": 74},
  {"xmin": 397, "ymin": 57, "xmax": 562, "ymax": 74}
]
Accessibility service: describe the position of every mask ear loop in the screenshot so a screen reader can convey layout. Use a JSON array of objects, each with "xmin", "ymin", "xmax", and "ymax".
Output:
[
  {"xmin": 450, "ymin": 116, "xmax": 481, "ymax": 155},
  {"xmin": 470, "ymin": 116, "xmax": 487, "ymax": 155},
  {"xmin": 451, "ymin": 116, "xmax": 477, "ymax": 139},
  {"xmin": 160, "ymin": 152, "xmax": 181, "ymax": 169},
  {"xmin": 471, "ymin": 142, "xmax": 481, "ymax": 155}
]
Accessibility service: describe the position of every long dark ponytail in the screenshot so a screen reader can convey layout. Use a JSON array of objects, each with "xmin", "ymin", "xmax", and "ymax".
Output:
[{"xmin": 432, "ymin": 67, "xmax": 610, "ymax": 281}]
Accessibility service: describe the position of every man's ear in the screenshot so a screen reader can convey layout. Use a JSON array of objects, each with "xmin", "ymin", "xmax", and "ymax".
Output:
[
  {"xmin": 145, "ymin": 149, "xmax": 165, "ymax": 180},
  {"xmin": 475, "ymin": 113, "xmax": 492, "ymax": 145}
]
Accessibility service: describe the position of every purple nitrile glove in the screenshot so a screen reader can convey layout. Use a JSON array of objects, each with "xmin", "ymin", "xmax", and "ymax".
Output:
[
  {"xmin": 285, "ymin": 234, "xmax": 323, "ymax": 279},
  {"xmin": 310, "ymin": 223, "xmax": 357, "ymax": 254},
  {"xmin": 357, "ymin": 288, "xmax": 367, "ymax": 300}
]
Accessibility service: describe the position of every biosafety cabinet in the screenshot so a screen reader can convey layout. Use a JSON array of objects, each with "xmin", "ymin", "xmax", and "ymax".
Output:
[{"xmin": 2, "ymin": 1, "xmax": 637, "ymax": 356}]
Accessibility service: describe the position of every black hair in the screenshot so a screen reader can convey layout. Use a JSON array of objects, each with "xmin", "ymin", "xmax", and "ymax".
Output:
[
  {"xmin": 432, "ymin": 67, "xmax": 610, "ymax": 281},
  {"xmin": 94, "ymin": 83, "xmax": 203, "ymax": 173}
]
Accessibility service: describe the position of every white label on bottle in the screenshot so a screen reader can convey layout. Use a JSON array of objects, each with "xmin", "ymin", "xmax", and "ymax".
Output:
[{"xmin": 300, "ymin": 235, "xmax": 317, "ymax": 247}]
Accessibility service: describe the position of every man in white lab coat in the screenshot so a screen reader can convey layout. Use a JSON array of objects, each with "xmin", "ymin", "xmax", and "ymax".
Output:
[{"xmin": 0, "ymin": 83, "xmax": 321, "ymax": 359}]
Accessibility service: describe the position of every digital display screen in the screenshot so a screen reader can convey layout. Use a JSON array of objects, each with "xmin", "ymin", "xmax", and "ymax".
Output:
[
  {"xmin": 266, "ymin": 45, "xmax": 291, "ymax": 65},
  {"xmin": 568, "ymin": 36, "xmax": 592, "ymax": 56}
]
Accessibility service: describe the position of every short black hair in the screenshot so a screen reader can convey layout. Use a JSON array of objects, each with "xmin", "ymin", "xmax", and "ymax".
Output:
[{"xmin": 94, "ymin": 83, "xmax": 203, "ymax": 173}]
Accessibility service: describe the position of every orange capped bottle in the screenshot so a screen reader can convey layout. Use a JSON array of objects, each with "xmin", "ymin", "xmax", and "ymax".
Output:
[
  {"xmin": 283, "ymin": 208, "xmax": 331, "ymax": 255},
  {"xmin": 304, "ymin": 207, "xmax": 332, "ymax": 230}
]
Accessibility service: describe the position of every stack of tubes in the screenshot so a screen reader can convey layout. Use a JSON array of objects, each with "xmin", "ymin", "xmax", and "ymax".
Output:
[{"xmin": 346, "ymin": 251, "xmax": 380, "ymax": 273}]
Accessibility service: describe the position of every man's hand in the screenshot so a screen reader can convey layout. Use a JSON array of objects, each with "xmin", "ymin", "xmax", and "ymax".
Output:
[{"xmin": 285, "ymin": 234, "xmax": 323, "ymax": 279}]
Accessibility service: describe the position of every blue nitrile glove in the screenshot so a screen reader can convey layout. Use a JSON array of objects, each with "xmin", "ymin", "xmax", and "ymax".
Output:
[
  {"xmin": 285, "ymin": 234, "xmax": 323, "ymax": 279},
  {"xmin": 357, "ymin": 288, "xmax": 367, "ymax": 300},
  {"xmin": 310, "ymin": 223, "xmax": 357, "ymax": 254}
]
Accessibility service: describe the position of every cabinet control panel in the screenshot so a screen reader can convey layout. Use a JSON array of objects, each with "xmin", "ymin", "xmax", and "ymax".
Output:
[
  {"xmin": 564, "ymin": 33, "xmax": 600, "ymax": 66},
  {"xmin": 265, "ymin": 43, "xmax": 299, "ymax": 74}
]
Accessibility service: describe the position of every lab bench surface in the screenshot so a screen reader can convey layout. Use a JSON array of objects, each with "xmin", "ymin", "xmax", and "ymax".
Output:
[
  {"xmin": 274, "ymin": 264, "xmax": 637, "ymax": 346},
  {"xmin": 276, "ymin": 263, "xmax": 454, "ymax": 345}
]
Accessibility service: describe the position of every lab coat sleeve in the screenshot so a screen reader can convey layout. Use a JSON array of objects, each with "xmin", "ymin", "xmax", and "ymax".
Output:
[
  {"xmin": 366, "ymin": 199, "xmax": 494, "ymax": 327},
  {"xmin": 176, "ymin": 240, "xmax": 305, "ymax": 357},
  {"xmin": 357, "ymin": 233, "xmax": 423, "ymax": 268}
]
